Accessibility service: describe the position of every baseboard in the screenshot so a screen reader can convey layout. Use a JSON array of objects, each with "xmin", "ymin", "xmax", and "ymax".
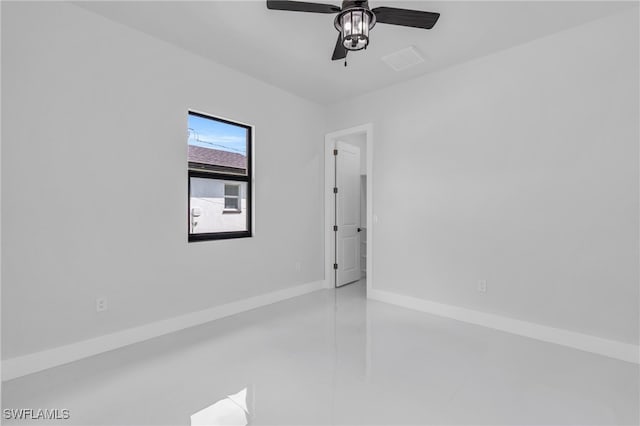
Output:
[
  {"xmin": 2, "ymin": 280, "xmax": 325, "ymax": 381},
  {"xmin": 368, "ymin": 289, "xmax": 639, "ymax": 364}
]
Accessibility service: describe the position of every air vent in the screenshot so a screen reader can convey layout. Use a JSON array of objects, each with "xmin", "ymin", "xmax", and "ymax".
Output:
[{"xmin": 381, "ymin": 46, "xmax": 425, "ymax": 71}]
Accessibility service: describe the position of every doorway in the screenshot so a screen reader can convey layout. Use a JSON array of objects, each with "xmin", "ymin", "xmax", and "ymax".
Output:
[{"xmin": 324, "ymin": 124, "xmax": 373, "ymax": 293}]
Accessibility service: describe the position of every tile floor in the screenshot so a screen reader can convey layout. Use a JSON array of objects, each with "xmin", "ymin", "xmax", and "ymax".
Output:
[{"xmin": 2, "ymin": 281, "xmax": 638, "ymax": 425}]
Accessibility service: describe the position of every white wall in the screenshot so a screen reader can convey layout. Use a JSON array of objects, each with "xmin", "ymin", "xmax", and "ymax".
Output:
[
  {"xmin": 1, "ymin": 2, "xmax": 325, "ymax": 359},
  {"xmin": 327, "ymin": 9, "xmax": 639, "ymax": 345}
]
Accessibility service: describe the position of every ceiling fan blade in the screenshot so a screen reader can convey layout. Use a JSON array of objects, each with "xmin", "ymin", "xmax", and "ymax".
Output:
[
  {"xmin": 267, "ymin": 1, "xmax": 341, "ymax": 14},
  {"xmin": 331, "ymin": 34, "xmax": 347, "ymax": 60},
  {"xmin": 372, "ymin": 7, "xmax": 440, "ymax": 29}
]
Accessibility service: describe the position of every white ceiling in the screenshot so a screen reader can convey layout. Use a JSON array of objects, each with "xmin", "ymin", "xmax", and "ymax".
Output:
[{"xmin": 76, "ymin": 1, "xmax": 636, "ymax": 105}]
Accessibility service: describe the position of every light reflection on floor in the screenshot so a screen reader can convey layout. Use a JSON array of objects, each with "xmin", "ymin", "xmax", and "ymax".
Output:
[{"xmin": 190, "ymin": 388, "xmax": 249, "ymax": 426}]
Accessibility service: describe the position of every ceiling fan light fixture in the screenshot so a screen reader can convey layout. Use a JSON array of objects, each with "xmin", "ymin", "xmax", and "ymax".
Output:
[{"xmin": 335, "ymin": 8, "xmax": 375, "ymax": 51}]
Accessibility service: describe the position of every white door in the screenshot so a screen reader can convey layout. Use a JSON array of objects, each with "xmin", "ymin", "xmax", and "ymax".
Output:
[{"xmin": 335, "ymin": 141, "xmax": 361, "ymax": 287}]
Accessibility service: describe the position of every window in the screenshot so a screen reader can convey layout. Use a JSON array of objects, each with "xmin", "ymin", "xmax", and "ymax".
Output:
[
  {"xmin": 188, "ymin": 111, "xmax": 252, "ymax": 241},
  {"xmin": 224, "ymin": 184, "xmax": 241, "ymax": 212}
]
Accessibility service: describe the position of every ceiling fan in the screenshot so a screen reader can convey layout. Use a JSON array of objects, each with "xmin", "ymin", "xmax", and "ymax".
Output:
[{"xmin": 266, "ymin": 0, "xmax": 440, "ymax": 64}]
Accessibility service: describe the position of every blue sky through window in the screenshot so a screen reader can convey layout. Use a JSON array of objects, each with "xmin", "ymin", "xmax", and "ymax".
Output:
[{"xmin": 188, "ymin": 113, "xmax": 247, "ymax": 155}]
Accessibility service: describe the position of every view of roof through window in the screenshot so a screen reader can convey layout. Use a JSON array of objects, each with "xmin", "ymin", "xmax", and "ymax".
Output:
[{"xmin": 188, "ymin": 112, "xmax": 248, "ymax": 174}]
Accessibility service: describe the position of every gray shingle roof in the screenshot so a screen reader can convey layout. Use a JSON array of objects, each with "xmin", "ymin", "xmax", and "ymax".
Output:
[{"xmin": 188, "ymin": 145, "xmax": 247, "ymax": 171}]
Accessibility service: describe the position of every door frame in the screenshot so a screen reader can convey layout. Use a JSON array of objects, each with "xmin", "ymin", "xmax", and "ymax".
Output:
[{"xmin": 324, "ymin": 123, "xmax": 373, "ymax": 295}]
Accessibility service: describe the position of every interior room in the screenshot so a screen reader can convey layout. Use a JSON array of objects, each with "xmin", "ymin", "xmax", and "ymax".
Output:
[{"xmin": 1, "ymin": 1, "xmax": 638, "ymax": 425}]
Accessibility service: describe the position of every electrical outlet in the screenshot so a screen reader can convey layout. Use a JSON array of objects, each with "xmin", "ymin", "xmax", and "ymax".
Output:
[
  {"xmin": 96, "ymin": 298, "xmax": 108, "ymax": 312},
  {"xmin": 477, "ymin": 280, "xmax": 487, "ymax": 294}
]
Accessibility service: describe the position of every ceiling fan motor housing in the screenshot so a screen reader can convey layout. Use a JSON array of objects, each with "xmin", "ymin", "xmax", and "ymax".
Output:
[
  {"xmin": 340, "ymin": 0, "xmax": 370, "ymax": 11},
  {"xmin": 334, "ymin": 0, "xmax": 377, "ymax": 51}
]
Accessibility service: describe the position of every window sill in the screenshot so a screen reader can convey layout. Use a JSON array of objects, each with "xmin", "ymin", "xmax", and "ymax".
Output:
[
  {"xmin": 222, "ymin": 209, "xmax": 242, "ymax": 214},
  {"xmin": 189, "ymin": 231, "xmax": 252, "ymax": 242}
]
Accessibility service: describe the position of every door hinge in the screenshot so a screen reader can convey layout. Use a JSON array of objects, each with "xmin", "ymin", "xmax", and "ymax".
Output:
[
  {"xmin": 333, "ymin": 187, "xmax": 338, "ymax": 194},
  {"xmin": 333, "ymin": 149, "xmax": 338, "ymax": 156},
  {"xmin": 333, "ymin": 263, "xmax": 338, "ymax": 270},
  {"xmin": 333, "ymin": 225, "xmax": 338, "ymax": 232}
]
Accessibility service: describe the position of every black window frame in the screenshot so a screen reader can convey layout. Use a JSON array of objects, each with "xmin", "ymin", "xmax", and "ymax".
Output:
[{"xmin": 187, "ymin": 111, "xmax": 252, "ymax": 242}]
